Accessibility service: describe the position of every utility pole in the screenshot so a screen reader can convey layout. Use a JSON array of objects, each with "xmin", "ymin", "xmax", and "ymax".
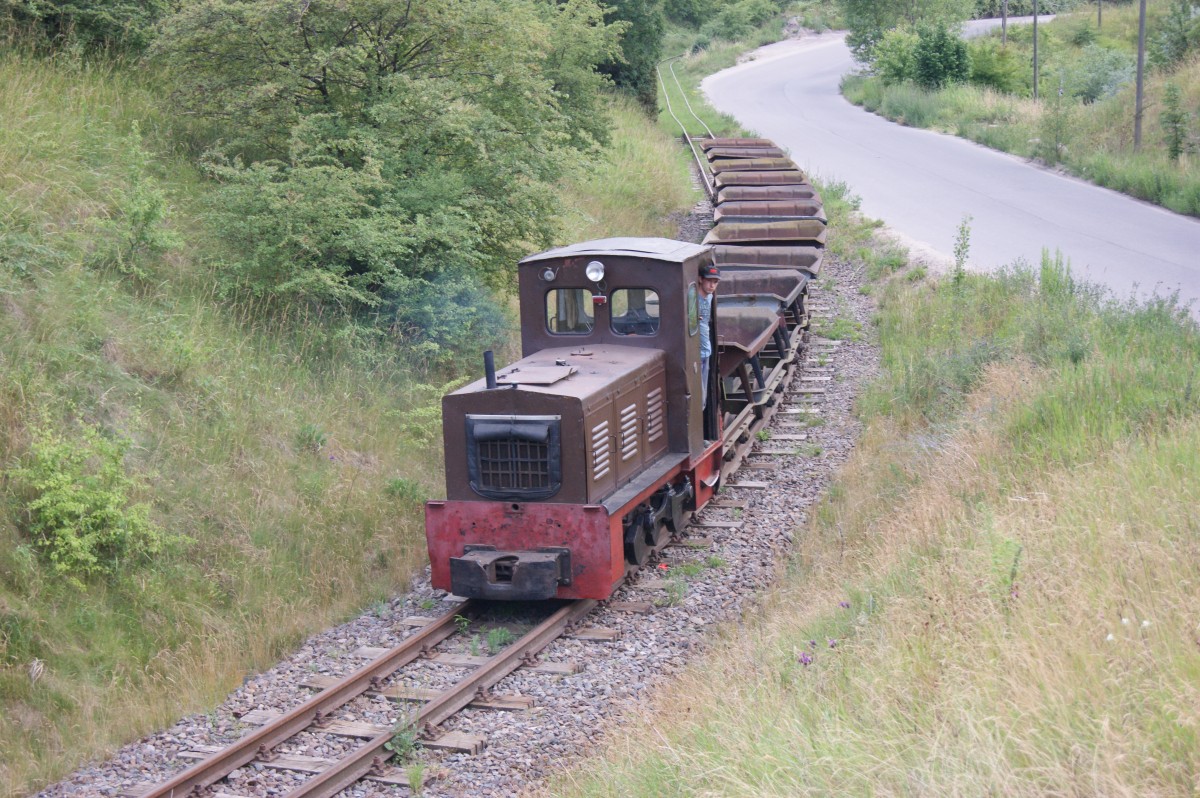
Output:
[
  {"xmin": 1134, "ymin": 0, "xmax": 1147, "ymax": 149},
  {"xmin": 1033, "ymin": 0, "xmax": 1039, "ymax": 101},
  {"xmin": 1097, "ymin": 0, "xmax": 1102, "ymax": 29},
  {"xmin": 1002, "ymin": 0, "xmax": 1008, "ymax": 45}
]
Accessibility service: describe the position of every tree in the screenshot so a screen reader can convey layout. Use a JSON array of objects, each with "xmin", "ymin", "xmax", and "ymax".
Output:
[
  {"xmin": 153, "ymin": 0, "xmax": 623, "ymax": 363},
  {"xmin": 1, "ymin": 0, "xmax": 169, "ymax": 50},
  {"xmin": 597, "ymin": 0, "xmax": 665, "ymax": 111},
  {"xmin": 840, "ymin": 0, "xmax": 973, "ymax": 62},
  {"xmin": 1161, "ymin": 83, "xmax": 1192, "ymax": 162},
  {"xmin": 914, "ymin": 24, "xmax": 970, "ymax": 89}
]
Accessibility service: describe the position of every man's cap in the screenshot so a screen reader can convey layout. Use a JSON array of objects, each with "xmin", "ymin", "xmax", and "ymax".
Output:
[{"xmin": 699, "ymin": 264, "xmax": 721, "ymax": 280}]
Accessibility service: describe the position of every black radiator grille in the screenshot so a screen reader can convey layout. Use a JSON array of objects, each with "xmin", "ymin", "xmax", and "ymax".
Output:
[
  {"xmin": 466, "ymin": 415, "xmax": 562, "ymax": 501},
  {"xmin": 477, "ymin": 438, "xmax": 551, "ymax": 492}
]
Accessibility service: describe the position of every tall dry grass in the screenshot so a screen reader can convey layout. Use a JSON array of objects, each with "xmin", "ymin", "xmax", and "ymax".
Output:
[{"xmin": 548, "ymin": 256, "xmax": 1200, "ymax": 797}]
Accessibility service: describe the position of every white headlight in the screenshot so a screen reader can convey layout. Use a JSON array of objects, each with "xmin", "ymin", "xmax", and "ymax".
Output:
[{"xmin": 585, "ymin": 260, "xmax": 606, "ymax": 283}]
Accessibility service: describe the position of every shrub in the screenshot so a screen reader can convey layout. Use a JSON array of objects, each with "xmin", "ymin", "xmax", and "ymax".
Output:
[
  {"xmin": 87, "ymin": 125, "xmax": 180, "ymax": 279},
  {"xmin": 1065, "ymin": 44, "xmax": 1134, "ymax": 104},
  {"xmin": 873, "ymin": 28, "xmax": 919, "ymax": 86},
  {"xmin": 701, "ymin": 0, "xmax": 778, "ymax": 41},
  {"xmin": 968, "ymin": 38, "xmax": 1026, "ymax": 94},
  {"xmin": 914, "ymin": 25, "xmax": 970, "ymax": 90},
  {"xmin": 1150, "ymin": 0, "xmax": 1200, "ymax": 68},
  {"xmin": 1160, "ymin": 83, "xmax": 1192, "ymax": 162},
  {"xmin": 2, "ymin": 0, "xmax": 169, "ymax": 51},
  {"xmin": 13, "ymin": 422, "xmax": 168, "ymax": 585}
]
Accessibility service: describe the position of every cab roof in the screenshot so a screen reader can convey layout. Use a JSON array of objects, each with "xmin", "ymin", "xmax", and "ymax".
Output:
[{"xmin": 519, "ymin": 237, "xmax": 709, "ymax": 265}]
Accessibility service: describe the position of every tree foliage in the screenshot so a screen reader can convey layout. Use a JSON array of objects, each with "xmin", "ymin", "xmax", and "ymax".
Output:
[
  {"xmin": 839, "ymin": 0, "xmax": 973, "ymax": 61},
  {"xmin": 597, "ymin": 0, "xmax": 665, "ymax": 110},
  {"xmin": 153, "ymin": 0, "xmax": 623, "ymax": 365},
  {"xmin": 0, "ymin": 0, "xmax": 168, "ymax": 50},
  {"xmin": 1150, "ymin": 0, "xmax": 1200, "ymax": 68},
  {"xmin": 1064, "ymin": 43, "xmax": 1133, "ymax": 103},
  {"xmin": 968, "ymin": 37, "xmax": 1027, "ymax": 93},
  {"xmin": 873, "ymin": 28, "xmax": 920, "ymax": 85},
  {"xmin": 914, "ymin": 25, "xmax": 971, "ymax": 89},
  {"xmin": 701, "ymin": 0, "xmax": 780, "ymax": 42}
]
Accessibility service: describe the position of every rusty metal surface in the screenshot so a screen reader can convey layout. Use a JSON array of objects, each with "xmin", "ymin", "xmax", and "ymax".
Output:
[
  {"xmin": 140, "ymin": 603, "xmax": 470, "ymax": 798},
  {"xmin": 714, "ymin": 170, "xmax": 808, "ymax": 188},
  {"xmin": 703, "ymin": 146, "xmax": 785, "ymax": 160},
  {"xmin": 719, "ymin": 269, "xmax": 808, "ymax": 306},
  {"xmin": 713, "ymin": 200, "xmax": 825, "ymax": 224},
  {"xmin": 716, "ymin": 185, "xmax": 820, "ymax": 203},
  {"xmin": 708, "ymin": 157, "xmax": 797, "ymax": 173},
  {"xmin": 427, "ymin": 501, "xmax": 622, "ymax": 599},
  {"xmin": 698, "ymin": 137, "xmax": 776, "ymax": 150},
  {"xmin": 703, "ymin": 219, "xmax": 828, "ymax": 246},
  {"xmin": 717, "ymin": 305, "xmax": 781, "ymax": 360},
  {"xmin": 712, "ymin": 245, "xmax": 825, "ymax": 278}
]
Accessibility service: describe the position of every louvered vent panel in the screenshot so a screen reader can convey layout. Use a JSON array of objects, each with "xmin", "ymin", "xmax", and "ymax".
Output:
[
  {"xmin": 619, "ymin": 402, "xmax": 639, "ymax": 461},
  {"xmin": 645, "ymin": 387, "xmax": 665, "ymax": 443},
  {"xmin": 591, "ymin": 420, "xmax": 611, "ymax": 481}
]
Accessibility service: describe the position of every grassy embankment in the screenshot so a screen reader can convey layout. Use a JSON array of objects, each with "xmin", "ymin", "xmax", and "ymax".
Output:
[
  {"xmin": 552, "ymin": 259, "xmax": 1200, "ymax": 796},
  {"xmin": 843, "ymin": 5, "xmax": 1200, "ymax": 215},
  {"xmin": 546, "ymin": 14, "xmax": 1200, "ymax": 798},
  {"xmin": 0, "ymin": 46, "xmax": 693, "ymax": 797}
]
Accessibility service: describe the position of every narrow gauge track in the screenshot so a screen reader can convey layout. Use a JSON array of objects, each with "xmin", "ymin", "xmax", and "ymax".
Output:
[{"xmin": 133, "ymin": 63, "xmax": 831, "ymax": 798}]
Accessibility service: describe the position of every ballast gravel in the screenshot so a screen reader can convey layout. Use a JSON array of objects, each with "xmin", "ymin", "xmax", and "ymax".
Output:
[{"xmin": 35, "ymin": 201, "xmax": 880, "ymax": 798}]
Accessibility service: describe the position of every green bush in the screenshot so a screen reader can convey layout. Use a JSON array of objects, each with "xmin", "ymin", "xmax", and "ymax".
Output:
[
  {"xmin": 1, "ymin": 0, "xmax": 169, "ymax": 51},
  {"xmin": 701, "ymin": 0, "xmax": 779, "ymax": 41},
  {"xmin": 87, "ymin": 125, "xmax": 180, "ymax": 279},
  {"xmin": 12, "ymin": 422, "xmax": 168, "ymax": 585},
  {"xmin": 1065, "ymin": 44, "xmax": 1134, "ymax": 103},
  {"xmin": 1160, "ymin": 83, "xmax": 1192, "ymax": 162},
  {"xmin": 914, "ymin": 25, "xmax": 970, "ymax": 90},
  {"xmin": 873, "ymin": 28, "xmax": 919, "ymax": 86},
  {"xmin": 1150, "ymin": 0, "xmax": 1200, "ymax": 68},
  {"xmin": 968, "ymin": 38, "xmax": 1026, "ymax": 94}
]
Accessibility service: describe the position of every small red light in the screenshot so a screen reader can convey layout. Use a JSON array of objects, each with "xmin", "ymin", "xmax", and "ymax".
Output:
[{"xmin": 592, "ymin": 295, "xmax": 607, "ymax": 307}]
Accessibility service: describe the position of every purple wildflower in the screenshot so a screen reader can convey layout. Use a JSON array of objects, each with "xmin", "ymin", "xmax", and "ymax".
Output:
[
  {"xmin": 799, "ymin": 651, "xmax": 813, "ymax": 666},
  {"xmin": 839, "ymin": 601, "xmax": 851, "ymax": 609},
  {"xmin": 808, "ymin": 640, "xmax": 817, "ymax": 649},
  {"xmin": 828, "ymin": 639, "xmax": 837, "ymax": 649}
]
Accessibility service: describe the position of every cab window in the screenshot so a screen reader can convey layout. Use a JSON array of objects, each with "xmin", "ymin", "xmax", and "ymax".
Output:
[
  {"xmin": 610, "ymin": 289, "xmax": 660, "ymax": 336},
  {"xmin": 546, "ymin": 288, "xmax": 595, "ymax": 334}
]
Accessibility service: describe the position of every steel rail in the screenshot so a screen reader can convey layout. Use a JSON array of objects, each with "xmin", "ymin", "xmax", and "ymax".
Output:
[
  {"xmin": 656, "ymin": 55, "xmax": 715, "ymax": 202},
  {"xmin": 668, "ymin": 57, "xmax": 714, "ymax": 138},
  {"xmin": 282, "ymin": 599, "xmax": 599, "ymax": 798},
  {"xmin": 142, "ymin": 600, "xmax": 473, "ymax": 798}
]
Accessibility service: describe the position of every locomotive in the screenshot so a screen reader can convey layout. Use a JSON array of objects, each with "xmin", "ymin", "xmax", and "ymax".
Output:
[{"xmin": 424, "ymin": 138, "xmax": 826, "ymax": 601}]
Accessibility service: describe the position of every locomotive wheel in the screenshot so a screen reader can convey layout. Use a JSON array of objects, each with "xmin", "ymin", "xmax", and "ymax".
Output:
[
  {"xmin": 624, "ymin": 524, "xmax": 652, "ymax": 566},
  {"xmin": 650, "ymin": 519, "xmax": 671, "ymax": 549}
]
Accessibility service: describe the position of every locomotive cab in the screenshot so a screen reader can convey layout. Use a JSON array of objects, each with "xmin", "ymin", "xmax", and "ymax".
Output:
[
  {"xmin": 517, "ymin": 237, "xmax": 719, "ymax": 452},
  {"xmin": 426, "ymin": 239, "xmax": 723, "ymax": 600}
]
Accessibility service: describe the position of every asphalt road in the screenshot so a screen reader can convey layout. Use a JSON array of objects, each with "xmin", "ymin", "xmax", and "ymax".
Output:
[{"xmin": 701, "ymin": 27, "xmax": 1200, "ymax": 309}]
